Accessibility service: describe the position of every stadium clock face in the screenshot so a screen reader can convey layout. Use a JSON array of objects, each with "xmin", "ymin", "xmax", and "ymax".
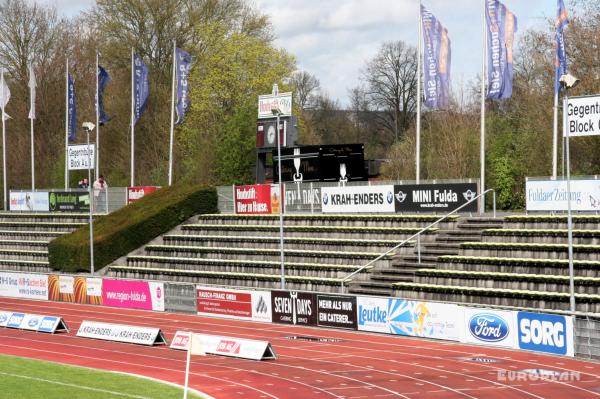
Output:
[{"xmin": 267, "ymin": 125, "xmax": 276, "ymax": 145}]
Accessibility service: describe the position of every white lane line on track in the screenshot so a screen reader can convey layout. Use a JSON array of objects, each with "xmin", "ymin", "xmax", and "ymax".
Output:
[
  {"xmin": 0, "ymin": 371, "xmax": 150, "ymax": 399},
  {"xmin": 3, "ymin": 298, "xmax": 600, "ymax": 396}
]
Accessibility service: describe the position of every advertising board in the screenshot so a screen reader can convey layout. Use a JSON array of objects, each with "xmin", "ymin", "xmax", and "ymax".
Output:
[
  {"xmin": 526, "ymin": 179, "xmax": 600, "ymax": 211},
  {"xmin": 271, "ymin": 291, "xmax": 317, "ymax": 326},
  {"xmin": 316, "ymin": 294, "xmax": 357, "ymax": 330},
  {"xmin": 48, "ymin": 275, "xmax": 102, "ymax": 305},
  {"xmin": 76, "ymin": 321, "xmax": 166, "ymax": 345},
  {"xmin": 196, "ymin": 286, "xmax": 272, "ymax": 322},
  {"xmin": 9, "ymin": 192, "xmax": 49, "ymax": 211},
  {"xmin": 234, "ymin": 184, "xmax": 281, "ymax": 214},
  {"xmin": 49, "ymin": 191, "xmax": 90, "ymax": 212},
  {"xmin": 127, "ymin": 186, "xmax": 160, "ymax": 204},
  {"xmin": 0, "ymin": 272, "xmax": 48, "ymax": 300},
  {"xmin": 170, "ymin": 331, "xmax": 277, "ymax": 360},
  {"xmin": 516, "ymin": 312, "xmax": 574, "ymax": 356},
  {"xmin": 321, "ymin": 185, "xmax": 395, "ymax": 213},
  {"xmin": 101, "ymin": 279, "xmax": 164, "ymax": 311},
  {"xmin": 393, "ymin": 183, "xmax": 478, "ymax": 212},
  {"xmin": 258, "ymin": 92, "xmax": 292, "ymax": 119},
  {"xmin": 461, "ymin": 308, "xmax": 516, "ymax": 348}
]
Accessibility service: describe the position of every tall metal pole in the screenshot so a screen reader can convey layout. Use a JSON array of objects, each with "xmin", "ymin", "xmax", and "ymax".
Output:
[
  {"xmin": 416, "ymin": 1, "xmax": 422, "ymax": 184},
  {"xmin": 65, "ymin": 58, "xmax": 69, "ymax": 190},
  {"xmin": 276, "ymin": 110, "xmax": 285, "ymax": 289},
  {"xmin": 168, "ymin": 40, "xmax": 176, "ymax": 186},
  {"xmin": 95, "ymin": 51, "xmax": 100, "ymax": 179},
  {"xmin": 563, "ymin": 95, "xmax": 575, "ymax": 312},
  {"xmin": 87, "ymin": 127, "xmax": 95, "ymax": 275},
  {"xmin": 130, "ymin": 48, "xmax": 135, "ymax": 187},
  {"xmin": 552, "ymin": 89, "xmax": 559, "ymax": 179},
  {"xmin": 30, "ymin": 64, "xmax": 35, "ymax": 191},
  {"xmin": 1, "ymin": 70, "xmax": 7, "ymax": 211},
  {"xmin": 480, "ymin": 0, "xmax": 487, "ymax": 214}
]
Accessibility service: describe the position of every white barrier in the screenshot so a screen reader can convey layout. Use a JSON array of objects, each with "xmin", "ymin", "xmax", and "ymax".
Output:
[
  {"xmin": 0, "ymin": 310, "xmax": 68, "ymax": 333},
  {"xmin": 76, "ymin": 321, "xmax": 166, "ymax": 346},
  {"xmin": 170, "ymin": 330, "xmax": 276, "ymax": 360}
]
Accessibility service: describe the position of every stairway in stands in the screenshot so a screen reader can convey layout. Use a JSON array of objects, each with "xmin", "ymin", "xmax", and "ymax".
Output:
[
  {"xmin": 348, "ymin": 217, "xmax": 503, "ymax": 297},
  {"xmin": 0, "ymin": 212, "xmax": 88, "ymax": 273}
]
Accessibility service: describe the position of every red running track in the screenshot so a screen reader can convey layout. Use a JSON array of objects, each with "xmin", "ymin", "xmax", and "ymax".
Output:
[{"xmin": 1, "ymin": 297, "xmax": 599, "ymax": 398}]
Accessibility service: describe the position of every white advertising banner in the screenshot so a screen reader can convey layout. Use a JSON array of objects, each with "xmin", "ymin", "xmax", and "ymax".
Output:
[
  {"xmin": 0, "ymin": 311, "xmax": 67, "ymax": 333},
  {"xmin": 59, "ymin": 275, "xmax": 74, "ymax": 295},
  {"xmin": 9, "ymin": 192, "xmax": 49, "ymax": 211},
  {"xmin": 526, "ymin": 179, "xmax": 600, "ymax": 211},
  {"xmin": 170, "ymin": 330, "xmax": 276, "ymax": 360},
  {"xmin": 0, "ymin": 272, "xmax": 48, "ymax": 300},
  {"xmin": 460, "ymin": 308, "xmax": 517, "ymax": 349},
  {"xmin": 258, "ymin": 92, "xmax": 292, "ymax": 119},
  {"xmin": 564, "ymin": 95, "xmax": 600, "ymax": 138},
  {"xmin": 68, "ymin": 144, "xmax": 96, "ymax": 170},
  {"xmin": 76, "ymin": 321, "xmax": 166, "ymax": 346},
  {"xmin": 321, "ymin": 185, "xmax": 395, "ymax": 213}
]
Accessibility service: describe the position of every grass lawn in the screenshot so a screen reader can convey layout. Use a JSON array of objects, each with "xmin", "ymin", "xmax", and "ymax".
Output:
[{"xmin": 0, "ymin": 354, "xmax": 205, "ymax": 399}]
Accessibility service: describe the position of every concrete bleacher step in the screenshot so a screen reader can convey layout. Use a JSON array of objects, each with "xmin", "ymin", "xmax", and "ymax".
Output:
[
  {"xmin": 482, "ymin": 228, "xmax": 600, "ymax": 245},
  {"xmin": 460, "ymin": 242, "xmax": 600, "ymax": 261},
  {"xmin": 143, "ymin": 244, "xmax": 393, "ymax": 267},
  {"xmin": 503, "ymin": 215, "xmax": 600, "ymax": 230},
  {"xmin": 180, "ymin": 223, "xmax": 438, "ymax": 240},
  {"xmin": 437, "ymin": 255, "xmax": 600, "ymax": 277},
  {"xmin": 162, "ymin": 234, "xmax": 411, "ymax": 253},
  {"xmin": 0, "ymin": 221, "xmax": 86, "ymax": 232},
  {"xmin": 0, "ymin": 249, "xmax": 48, "ymax": 261},
  {"xmin": 413, "ymin": 268, "xmax": 600, "ymax": 295},
  {"xmin": 0, "ymin": 230, "xmax": 67, "ymax": 241},
  {"xmin": 126, "ymin": 255, "xmax": 371, "ymax": 279},
  {"xmin": 392, "ymin": 282, "xmax": 600, "ymax": 313},
  {"xmin": 0, "ymin": 212, "xmax": 89, "ymax": 224},
  {"xmin": 0, "ymin": 240, "xmax": 48, "ymax": 250},
  {"xmin": 197, "ymin": 213, "xmax": 459, "ymax": 228},
  {"xmin": 0, "ymin": 259, "xmax": 52, "ymax": 273},
  {"xmin": 109, "ymin": 265, "xmax": 347, "ymax": 293},
  {"xmin": 348, "ymin": 284, "xmax": 393, "ymax": 296}
]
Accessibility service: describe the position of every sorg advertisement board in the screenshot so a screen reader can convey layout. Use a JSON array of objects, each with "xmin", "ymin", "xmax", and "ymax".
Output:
[{"xmin": 393, "ymin": 183, "xmax": 478, "ymax": 212}]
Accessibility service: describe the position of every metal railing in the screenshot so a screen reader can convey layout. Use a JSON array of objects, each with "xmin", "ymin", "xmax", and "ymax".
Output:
[{"xmin": 340, "ymin": 188, "xmax": 496, "ymax": 293}]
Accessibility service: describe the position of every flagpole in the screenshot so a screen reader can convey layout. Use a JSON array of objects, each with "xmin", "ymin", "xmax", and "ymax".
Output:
[
  {"xmin": 168, "ymin": 40, "xmax": 176, "ymax": 186},
  {"xmin": 416, "ymin": 1, "xmax": 422, "ymax": 184},
  {"xmin": 65, "ymin": 58, "xmax": 69, "ymax": 190},
  {"xmin": 552, "ymin": 81, "xmax": 559, "ymax": 180},
  {"xmin": 480, "ymin": 0, "xmax": 487, "ymax": 214},
  {"xmin": 96, "ymin": 51, "xmax": 100, "ymax": 180},
  {"xmin": 1, "ymin": 70, "xmax": 7, "ymax": 211},
  {"xmin": 183, "ymin": 338, "xmax": 191, "ymax": 399},
  {"xmin": 130, "ymin": 48, "xmax": 135, "ymax": 187},
  {"xmin": 30, "ymin": 65, "xmax": 35, "ymax": 191}
]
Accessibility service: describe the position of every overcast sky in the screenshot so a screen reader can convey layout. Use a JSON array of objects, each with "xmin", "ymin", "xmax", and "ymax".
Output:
[{"xmin": 48, "ymin": 0, "xmax": 561, "ymax": 106}]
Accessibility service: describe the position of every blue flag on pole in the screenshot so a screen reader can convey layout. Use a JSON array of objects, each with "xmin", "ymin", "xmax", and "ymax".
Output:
[
  {"xmin": 175, "ymin": 48, "xmax": 192, "ymax": 125},
  {"xmin": 133, "ymin": 54, "xmax": 150, "ymax": 125},
  {"xmin": 68, "ymin": 74, "xmax": 76, "ymax": 141},
  {"xmin": 485, "ymin": 0, "xmax": 517, "ymax": 100},
  {"xmin": 555, "ymin": 0, "xmax": 569, "ymax": 93},
  {"xmin": 421, "ymin": 4, "xmax": 451, "ymax": 109},
  {"xmin": 97, "ymin": 65, "xmax": 111, "ymax": 125}
]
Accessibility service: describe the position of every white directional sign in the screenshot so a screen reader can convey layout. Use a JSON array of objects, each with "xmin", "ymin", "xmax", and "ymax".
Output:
[
  {"xmin": 564, "ymin": 95, "xmax": 600, "ymax": 137},
  {"xmin": 68, "ymin": 144, "xmax": 96, "ymax": 170}
]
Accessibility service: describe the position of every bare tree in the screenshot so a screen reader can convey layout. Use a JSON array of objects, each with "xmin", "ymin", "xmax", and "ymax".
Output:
[
  {"xmin": 361, "ymin": 41, "xmax": 417, "ymax": 142},
  {"xmin": 290, "ymin": 70, "xmax": 319, "ymax": 110}
]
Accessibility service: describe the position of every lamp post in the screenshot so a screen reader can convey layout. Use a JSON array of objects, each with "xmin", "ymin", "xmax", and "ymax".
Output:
[
  {"xmin": 272, "ymin": 98, "xmax": 285, "ymax": 289},
  {"xmin": 559, "ymin": 73, "xmax": 580, "ymax": 313},
  {"xmin": 83, "ymin": 122, "xmax": 96, "ymax": 275}
]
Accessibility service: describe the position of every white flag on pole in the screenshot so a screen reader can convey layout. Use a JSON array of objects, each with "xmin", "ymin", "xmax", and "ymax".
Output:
[
  {"xmin": 0, "ymin": 69, "xmax": 11, "ymax": 119},
  {"xmin": 189, "ymin": 333, "xmax": 205, "ymax": 356},
  {"xmin": 28, "ymin": 64, "xmax": 36, "ymax": 119}
]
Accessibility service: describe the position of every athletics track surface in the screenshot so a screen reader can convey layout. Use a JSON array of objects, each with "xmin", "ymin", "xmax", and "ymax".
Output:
[{"xmin": 0, "ymin": 297, "xmax": 599, "ymax": 398}]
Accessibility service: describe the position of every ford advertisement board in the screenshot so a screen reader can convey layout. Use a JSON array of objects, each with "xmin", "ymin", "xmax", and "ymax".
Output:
[{"xmin": 461, "ymin": 308, "xmax": 516, "ymax": 348}]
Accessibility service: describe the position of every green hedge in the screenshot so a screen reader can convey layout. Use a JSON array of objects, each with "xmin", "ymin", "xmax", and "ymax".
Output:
[{"xmin": 48, "ymin": 184, "xmax": 218, "ymax": 273}]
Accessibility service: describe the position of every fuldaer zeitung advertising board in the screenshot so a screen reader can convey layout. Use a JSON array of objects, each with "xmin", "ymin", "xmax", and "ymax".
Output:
[
  {"xmin": 67, "ymin": 144, "xmax": 96, "ymax": 170},
  {"xmin": 321, "ymin": 185, "xmax": 395, "ymax": 213},
  {"xmin": 526, "ymin": 179, "xmax": 600, "ymax": 211},
  {"xmin": 564, "ymin": 94, "xmax": 600, "ymax": 138}
]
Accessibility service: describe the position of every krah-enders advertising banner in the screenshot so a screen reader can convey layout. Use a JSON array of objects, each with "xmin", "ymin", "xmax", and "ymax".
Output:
[{"xmin": 234, "ymin": 184, "xmax": 281, "ymax": 214}]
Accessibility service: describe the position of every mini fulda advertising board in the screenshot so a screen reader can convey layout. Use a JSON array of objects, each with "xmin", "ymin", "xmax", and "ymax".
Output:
[
  {"xmin": 271, "ymin": 291, "xmax": 317, "ymax": 326},
  {"xmin": 393, "ymin": 183, "xmax": 478, "ymax": 212}
]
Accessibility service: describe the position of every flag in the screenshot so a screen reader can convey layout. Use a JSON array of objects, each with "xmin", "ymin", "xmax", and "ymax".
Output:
[
  {"xmin": 485, "ymin": 0, "xmax": 518, "ymax": 100},
  {"xmin": 175, "ymin": 47, "xmax": 192, "ymax": 125},
  {"xmin": 555, "ymin": 0, "xmax": 569, "ymax": 93},
  {"xmin": 421, "ymin": 4, "xmax": 451, "ymax": 109},
  {"xmin": 0, "ymin": 70, "xmax": 10, "ymax": 117},
  {"xmin": 28, "ymin": 64, "xmax": 36, "ymax": 119},
  {"xmin": 133, "ymin": 54, "xmax": 150, "ymax": 124},
  {"xmin": 68, "ymin": 74, "xmax": 76, "ymax": 141},
  {"xmin": 97, "ymin": 65, "xmax": 111, "ymax": 125},
  {"xmin": 189, "ymin": 333, "xmax": 205, "ymax": 356}
]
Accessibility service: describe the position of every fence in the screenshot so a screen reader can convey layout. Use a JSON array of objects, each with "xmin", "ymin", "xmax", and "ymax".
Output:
[
  {"xmin": 574, "ymin": 315, "xmax": 600, "ymax": 360},
  {"xmin": 218, "ymin": 178, "xmax": 481, "ymax": 214}
]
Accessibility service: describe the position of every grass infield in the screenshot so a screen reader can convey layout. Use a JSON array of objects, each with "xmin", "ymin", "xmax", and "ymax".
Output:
[{"xmin": 0, "ymin": 354, "xmax": 205, "ymax": 399}]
